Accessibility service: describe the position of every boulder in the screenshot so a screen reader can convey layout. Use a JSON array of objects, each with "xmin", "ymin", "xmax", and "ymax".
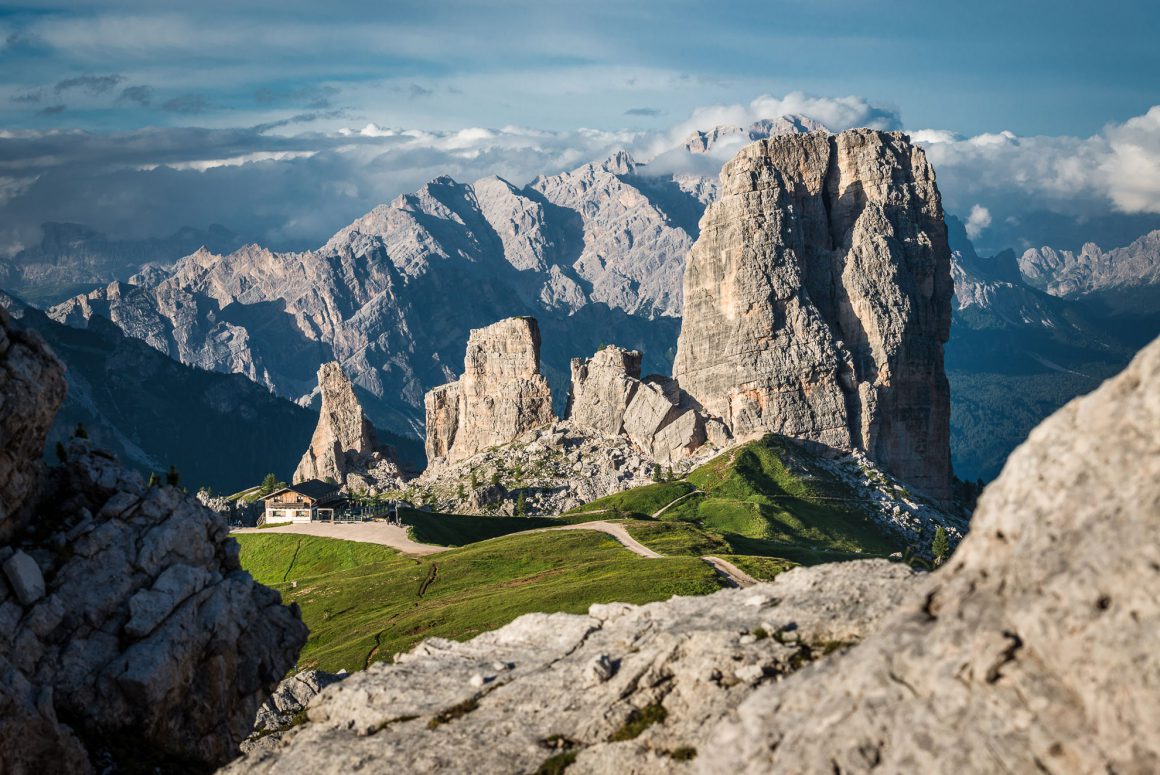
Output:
[{"xmin": 706, "ymin": 332, "xmax": 1160, "ymax": 772}]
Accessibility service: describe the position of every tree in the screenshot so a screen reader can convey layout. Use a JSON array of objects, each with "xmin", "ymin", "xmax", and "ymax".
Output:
[
  {"xmin": 73, "ymin": 422, "xmax": 88, "ymax": 439},
  {"xmin": 490, "ymin": 469, "xmax": 502, "ymax": 488},
  {"xmin": 651, "ymin": 463, "xmax": 662, "ymax": 483},
  {"xmin": 457, "ymin": 483, "xmax": 467, "ymax": 501},
  {"xmin": 516, "ymin": 490, "xmax": 526, "ymax": 517},
  {"xmin": 165, "ymin": 465, "xmax": 180, "ymax": 487},
  {"xmin": 665, "ymin": 466, "xmax": 674, "ymax": 483},
  {"xmin": 147, "ymin": 472, "xmax": 160, "ymax": 488},
  {"xmin": 931, "ymin": 526, "xmax": 950, "ymax": 565},
  {"xmin": 259, "ymin": 472, "xmax": 282, "ymax": 496},
  {"xmin": 55, "ymin": 441, "xmax": 68, "ymax": 464},
  {"xmin": 469, "ymin": 469, "xmax": 480, "ymax": 489}
]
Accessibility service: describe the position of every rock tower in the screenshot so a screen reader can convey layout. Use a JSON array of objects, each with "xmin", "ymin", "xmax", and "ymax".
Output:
[
  {"xmin": 673, "ymin": 129, "xmax": 954, "ymax": 498},
  {"xmin": 424, "ymin": 317, "xmax": 555, "ymax": 463}
]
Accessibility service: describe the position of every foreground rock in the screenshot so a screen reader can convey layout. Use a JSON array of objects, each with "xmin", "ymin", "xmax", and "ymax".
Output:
[
  {"xmin": 294, "ymin": 362, "xmax": 404, "ymax": 492},
  {"xmin": 0, "ymin": 307, "xmax": 307, "ymax": 772},
  {"xmin": 425, "ymin": 317, "xmax": 555, "ymax": 465},
  {"xmin": 707, "ymin": 332, "xmax": 1160, "ymax": 772},
  {"xmin": 223, "ymin": 561, "xmax": 917, "ymax": 774},
  {"xmin": 673, "ymin": 129, "xmax": 954, "ymax": 499}
]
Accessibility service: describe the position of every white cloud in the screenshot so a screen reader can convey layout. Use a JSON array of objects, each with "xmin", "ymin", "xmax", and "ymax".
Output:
[
  {"xmin": 1101, "ymin": 105, "xmax": 1160, "ymax": 214},
  {"xmin": 965, "ymin": 204, "xmax": 992, "ymax": 239},
  {"xmin": 652, "ymin": 91, "xmax": 901, "ymax": 157}
]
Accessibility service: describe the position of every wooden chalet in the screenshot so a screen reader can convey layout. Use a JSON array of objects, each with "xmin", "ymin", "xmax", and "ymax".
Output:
[{"xmin": 261, "ymin": 479, "xmax": 343, "ymax": 523}]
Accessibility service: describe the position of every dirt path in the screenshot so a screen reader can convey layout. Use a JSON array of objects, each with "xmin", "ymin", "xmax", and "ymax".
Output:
[
  {"xmin": 651, "ymin": 488, "xmax": 703, "ymax": 518},
  {"xmin": 233, "ymin": 522, "xmax": 447, "ymax": 556},
  {"xmin": 701, "ymin": 555, "xmax": 759, "ymax": 588},
  {"xmin": 544, "ymin": 521, "xmax": 663, "ymax": 559}
]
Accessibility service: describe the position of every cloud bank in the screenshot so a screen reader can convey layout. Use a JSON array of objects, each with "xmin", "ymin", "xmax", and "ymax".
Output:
[{"xmin": 1, "ymin": 93, "xmax": 1158, "ymax": 259}]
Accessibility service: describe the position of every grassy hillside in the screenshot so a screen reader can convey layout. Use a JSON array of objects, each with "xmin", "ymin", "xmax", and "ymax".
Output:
[
  {"xmin": 238, "ymin": 531, "xmax": 723, "ymax": 673},
  {"xmin": 571, "ymin": 435, "xmax": 905, "ymax": 564}
]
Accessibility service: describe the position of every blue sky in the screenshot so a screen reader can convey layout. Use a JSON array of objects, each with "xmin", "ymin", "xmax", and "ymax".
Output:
[
  {"xmin": 3, "ymin": 0, "xmax": 1157, "ymax": 136},
  {"xmin": 1, "ymin": 0, "xmax": 1159, "ymax": 255}
]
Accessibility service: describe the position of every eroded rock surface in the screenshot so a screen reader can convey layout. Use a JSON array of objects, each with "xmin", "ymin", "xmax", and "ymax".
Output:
[
  {"xmin": 424, "ymin": 317, "xmax": 554, "ymax": 464},
  {"xmin": 294, "ymin": 362, "xmax": 404, "ymax": 491},
  {"xmin": 0, "ymin": 309, "xmax": 306, "ymax": 773},
  {"xmin": 673, "ymin": 129, "xmax": 953, "ymax": 499},
  {"xmin": 222, "ymin": 561, "xmax": 917, "ymax": 774},
  {"xmin": 566, "ymin": 345, "xmax": 730, "ymax": 466},
  {"xmin": 706, "ymin": 333, "xmax": 1160, "ymax": 773}
]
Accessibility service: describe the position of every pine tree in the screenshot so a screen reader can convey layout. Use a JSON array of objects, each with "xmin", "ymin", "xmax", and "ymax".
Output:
[
  {"xmin": 73, "ymin": 422, "xmax": 88, "ymax": 439},
  {"xmin": 665, "ymin": 466, "xmax": 674, "ymax": 483},
  {"xmin": 165, "ymin": 465, "xmax": 180, "ymax": 487},
  {"xmin": 260, "ymin": 472, "xmax": 281, "ymax": 495},
  {"xmin": 651, "ymin": 463, "xmax": 662, "ymax": 483},
  {"xmin": 931, "ymin": 526, "xmax": 950, "ymax": 565},
  {"xmin": 55, "ymin": 441, "xmax": 68, "ymax": 463},
  {"xmin": 516, "ymin": 490, "xmax": 526, "ymax": 517}
]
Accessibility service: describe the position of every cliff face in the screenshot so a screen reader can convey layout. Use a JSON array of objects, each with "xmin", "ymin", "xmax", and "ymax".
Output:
[
  {"xmin": 293, "ymin": 362, "xmax": 403, "ymax": 491},
  {"xmin": 0, "ymin": 307, "xmax": 306, "ymax": 772},
  {"xmin": 424, "ymin": 317, "xmax": 555, "ymax": 464},
  {"xmin": 673, "ymin": 129, "xmax": 953, "ymax": 499}
]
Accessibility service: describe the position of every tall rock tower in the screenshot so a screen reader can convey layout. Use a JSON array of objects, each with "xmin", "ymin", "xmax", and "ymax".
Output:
[
  {"xmin": 424, "ymin": 317, "xmax": 555, "ymax": 464},
  {"xmin": 673, "ymin": 129, "xmax": 954, "ymax": 499},
  {"xmin": 294, "ymin": 362, "xmax": 402, "ymax": 488}
]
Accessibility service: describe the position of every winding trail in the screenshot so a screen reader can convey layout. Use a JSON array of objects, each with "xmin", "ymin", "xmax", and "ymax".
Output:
[
  {"xmin": 233, "ymin": 522, "xmax": 447, "ymax": 556},
  {"xmin": 540, "ymin": 521, "xmax": 662, "ymax": 559},
  {"xmin": 701, "ymin": 556, "xmax": 759, "ymax": 588},
  {"xmin": 232, "ymin": 488, "xmax": 761, "ymax": 587}
]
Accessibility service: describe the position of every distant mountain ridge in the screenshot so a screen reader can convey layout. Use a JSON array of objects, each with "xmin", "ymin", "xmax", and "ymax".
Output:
[
  {"xmin": 45, "ymin": 152, "xmax": 703, "ymax": 434},
  {"xmin": 1018, "ymin": 230, "xmax": 1160, "ymax": 313},
  {"xmin": 0, "ymin": 221, "xmax": 243, "ymax": 306},
  {"xmin": 16, "ymin": 118, "xmax": 1160, "ymax": 486}
]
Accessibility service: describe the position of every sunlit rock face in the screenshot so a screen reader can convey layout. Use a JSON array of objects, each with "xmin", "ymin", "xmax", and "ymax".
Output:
[{"xmin": 674, "ymin": 129, "xmax": 954, "ymax": 499}]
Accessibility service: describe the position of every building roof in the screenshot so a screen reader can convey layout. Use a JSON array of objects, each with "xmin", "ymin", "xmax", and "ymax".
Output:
[{"xmin": 262, "ymin": 479, "xmax": 341, "ymax": 503}]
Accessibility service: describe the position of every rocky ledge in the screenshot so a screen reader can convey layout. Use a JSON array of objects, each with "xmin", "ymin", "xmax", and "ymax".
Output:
[{"xmin": 224, "ymin": 561, "xmax": 917, "ymax": 773}]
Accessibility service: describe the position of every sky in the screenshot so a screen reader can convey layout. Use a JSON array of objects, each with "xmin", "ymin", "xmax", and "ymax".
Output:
[{"xmin": 2, "ymin": 0, "xmax": 1159, "ymax": 256}]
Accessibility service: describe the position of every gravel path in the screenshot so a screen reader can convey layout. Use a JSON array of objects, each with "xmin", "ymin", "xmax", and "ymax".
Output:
[
  {"xmin": 701, "ymin": 555, "xmax": 759, "ymax": 588},
  {"xmin": 544, "ymin": 520, "xmax": 663, "ymax": 558},
  {"xmin": 232, "ymin": 522, "xmax": 447, "ymax": 556}
]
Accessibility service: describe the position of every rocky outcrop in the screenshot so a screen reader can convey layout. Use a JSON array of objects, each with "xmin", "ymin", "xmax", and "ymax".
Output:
[
  {"xmin": 0, "ymin": 309, "xmax": 307, "ymax": 772},
  {"xmin": 294, "ymin": 362, "xmax": 404, "ymax": 492},
  {"xmin": 567, "ymin": 345, "xmax": 729, "ymax": 466},
  {"xmin": 223, "ymin": 561, "xmax": 918, "ymax": 775},
  {"xmin": 424, "ymin": 318, "xmax": 555, "ymax": 464},
  {"xmin": 0, "ymin": 307, "xmax": 66, "ymax": 544},
  {"xmin": 706, "ymin": 335, "xmax": 1160, "ymax": 773},
  {"xmin": 673, "ymin": 129, "xmax": 953, "ymax": 499}
]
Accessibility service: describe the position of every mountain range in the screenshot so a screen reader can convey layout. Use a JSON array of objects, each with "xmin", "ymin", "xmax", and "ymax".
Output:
[{"xmin": 4, "ymin": 121, "xmax": 1159, "ymax": 484}]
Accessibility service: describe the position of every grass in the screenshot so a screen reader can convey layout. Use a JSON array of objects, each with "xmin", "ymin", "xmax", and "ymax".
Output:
[
  {"xmin": 400, "ymin": 508, "xmax": 612, "ymax": 547},
  {"xmin": 638, "ymin": 435, "xmax": 903, "ymax": 562},
  {"xmin": 566, "ymin": 481, "xmax": 696, "ymax": 517},
  {"xmin": 609, "ymin": 702, "xmax": 668, "ymax": 742},
  {"xmin": 237, "ymin": 530, "xmax": 723, "ymax": 673}
]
